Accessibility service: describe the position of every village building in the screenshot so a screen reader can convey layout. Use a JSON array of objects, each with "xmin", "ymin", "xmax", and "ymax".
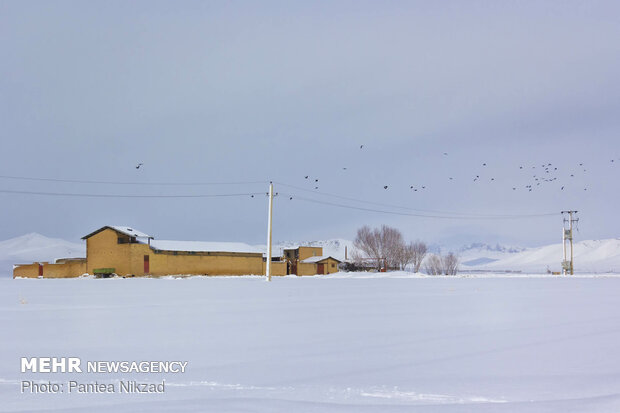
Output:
[{"xmin": 13, "ymin": 226, "xmax": 341, "ymax": 278}]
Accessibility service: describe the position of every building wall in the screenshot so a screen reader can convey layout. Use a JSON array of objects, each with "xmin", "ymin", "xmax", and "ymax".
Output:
[
  {"xmin": 84, "ymin": 229, "xmax": 266, "ymax": 276},
  {"xmin": 13, "ymin": 263, "xmax": 41, "ymax": 278},
  {"xmin": 42, "ymin": 261, "xmax": 87, "ymax": 278},
  {"xmin": 297, "ymin": 262, "xmax": 318, "ymax": 276},
  {"xmin": 149, "ymin": 251, "xmax": 264, "ymax": 276},
  {"xmin": 297, "ymin": 247, "xmax": 323, "ymax": 261},
  {"xmin": 86, "ymin": 229, "xmax": 150, "ymax": 276},
  {"xmin": 262, "ymin": 261, "xmax": 287, "ymax": 276},
  {"xmin": 13, "ymin": 261, "xmax": 87, "ymax": 278},
  {"xmin": 323, "ymin": 258, "xmax": 340, "ymax": 274}
]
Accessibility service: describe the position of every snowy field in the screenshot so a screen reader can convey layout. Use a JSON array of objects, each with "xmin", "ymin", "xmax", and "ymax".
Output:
[{"xmin": 2, "ymin": 274, "xmax": 620, "ymax": 412}]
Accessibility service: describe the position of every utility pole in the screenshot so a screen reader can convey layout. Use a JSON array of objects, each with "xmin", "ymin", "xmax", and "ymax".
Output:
[
  {"xmin": 266, "ymin": 182, "xmax": 274, "ymax": 281},
  {"xmin": 561, "ymin": 210, "xmax": 578, "ymax": 275}
]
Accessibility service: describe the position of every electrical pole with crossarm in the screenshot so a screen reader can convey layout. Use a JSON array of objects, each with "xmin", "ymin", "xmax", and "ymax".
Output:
[{"xmin": 561, "ymin": 210, "xmax": 578, "ymax": 275}]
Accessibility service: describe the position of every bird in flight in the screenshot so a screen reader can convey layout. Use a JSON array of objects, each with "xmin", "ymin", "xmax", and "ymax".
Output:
[
  {"xmin": 360, "ymin": 145, "xmax": 364, "ymax": 149},
  {"xmin": 384, "ymin": 185, "xmax": 388, "ymax": 189},
  {"xmin": 135, "ymin": 163, "xmax": 143, "ymax": 169},
  {"xmin": 305, "ymin": 176, "xmax": 308, "ymax": 179}
]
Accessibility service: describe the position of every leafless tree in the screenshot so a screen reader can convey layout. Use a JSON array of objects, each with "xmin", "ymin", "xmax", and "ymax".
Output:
[
  {"xmin": 442, "ymin": 252, "xmax": 459, "ymax": 275},
  {"xmin": 394, "ymin": 242, "xmax": 413, "ymax": 270},
  {"xmin": 410, "ymin": 241, "xmax": 428, "ymax": 273},
  {"xmin": 354, "ymin": 225, "xmax": 404, "ymax": 270},
  {"xmin": 424, "ymin": 254, "xmax": 443, "ymax": 275}
]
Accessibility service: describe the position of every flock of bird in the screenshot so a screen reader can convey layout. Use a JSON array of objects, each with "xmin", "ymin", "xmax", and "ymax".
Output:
[
  {"xmin": 132, "ymin": 147, "xmax": 618, "ymax": 200},
  {"xmin": 295, "ymin": 145, "xmax": 619, "ymax": 196}
]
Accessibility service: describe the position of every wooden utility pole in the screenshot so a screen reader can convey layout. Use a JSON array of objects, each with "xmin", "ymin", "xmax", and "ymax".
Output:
[{"xmin": 266, "ymin": 182, "xmax": 274, "ymax": 281}]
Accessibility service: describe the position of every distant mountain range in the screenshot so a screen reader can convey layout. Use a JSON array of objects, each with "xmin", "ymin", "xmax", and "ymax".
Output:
[
  {"xmin": 2, "ymin": 233, "xmax": 619, "ymax": 276},
  {"xmin": 0, "ymin": 233, "xmax": 85, "ymax": 277},
  {"xmin": 460, "ymin": 239, "xmax": 620, "ymax": 274}
]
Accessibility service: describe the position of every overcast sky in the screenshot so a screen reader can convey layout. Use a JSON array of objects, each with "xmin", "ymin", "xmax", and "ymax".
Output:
[{"xmin": 1, "ymin": 0, "xmax": 619, "ymax": 248}]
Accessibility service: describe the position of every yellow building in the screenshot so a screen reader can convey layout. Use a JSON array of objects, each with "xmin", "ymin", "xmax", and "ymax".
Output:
[
  {"xmin": 13, "ymin": 226, "xmax": 339, "ymax": 278},
  {"xmin": 283, "ymin": 246, "xmax": 341, "ymax": 275}
]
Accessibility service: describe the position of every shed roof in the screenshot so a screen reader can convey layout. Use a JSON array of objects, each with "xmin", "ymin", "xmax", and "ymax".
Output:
[
  {"xmin": 82, "ymin": 226, "xmax": 152, "ymax": 240},
  {"xmin": 300, "ymin": 255, "xmax": 342, "ymax": 264}
]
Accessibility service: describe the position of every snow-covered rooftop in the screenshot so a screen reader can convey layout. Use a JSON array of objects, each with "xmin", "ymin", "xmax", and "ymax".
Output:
[
  {"xmin": 150, "ymin": 240, "xmax": 263, "ymax": 254},
  {"xmin": 82, "ymin": 226, "xmax": 152, "ymax": 240},
  {"xmin": 300, "ymin": 255, "xmax": 340, "ymax": 263},
  {"xmin": 110, "ymin": 226, "xmax": 152, "ymax": 239}
]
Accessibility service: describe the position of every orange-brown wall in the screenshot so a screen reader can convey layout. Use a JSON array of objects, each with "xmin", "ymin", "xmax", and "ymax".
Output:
[
  {"xmin": 149, "ymin": 251, "xmax": 264, "ymax": 276},
  {"xmin": 262, "ymin": 261, "xmax": 287, "ymax": 276},
  {"xmin": 297, "ymin": 247, "xmax": 323, "ymax": 261},
  {"xmin": 297, "ymin": 262, "xmax": 318, "ymax": 276},
  {"xmin": 13, "ymin": 263, "xmax": 41, "ymax": 278},
  {"xmin": 42, "ymin": 261, "xmax": 87, "ymax": 278},
  {"xmin": 13, "ymin": 261, "xmax": 86, "ymax": 278},
  {"xmin": 85, "ymin": 228, "xmax": 267, "ymax": 276},
  {"xmin": 323, "ymin": 258, "xmax": 340, "ymax": 274},
  {"xmin": 86, "ymin": 229, "xmax": 149, "ymax": 276}
]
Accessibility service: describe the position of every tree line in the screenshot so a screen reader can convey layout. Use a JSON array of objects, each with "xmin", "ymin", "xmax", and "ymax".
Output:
[{"xmin": 352, "ymin": 225, "xmax": 459, "ymax": 275}]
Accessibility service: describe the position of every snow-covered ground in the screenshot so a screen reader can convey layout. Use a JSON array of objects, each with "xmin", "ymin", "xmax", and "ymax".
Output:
[{"xmin": 2, "ymin": 275, "xmax": 620, "ymax": 412}]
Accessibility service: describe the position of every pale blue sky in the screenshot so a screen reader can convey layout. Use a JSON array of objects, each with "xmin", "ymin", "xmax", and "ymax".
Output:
[{"xmin": 1, "ymin": 1, "xmax": 619, "ymax": 247}]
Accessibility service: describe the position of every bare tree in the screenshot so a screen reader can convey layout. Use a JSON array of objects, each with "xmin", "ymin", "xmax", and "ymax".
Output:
[
  {"xmin": 442, "ymin": 252, "xmax": 459, "ymax": 275},
  {"xmin": 411, "ymin": 241, "xmax": 428, "ymax": 273},
  {"xmin": 394, "ymin": 242, "xmax": 412, "ymax": 270},
  {"xmin": 353, "ymin": 226, "xmax": 381, "ymax": 269},
  {"xmin": 354, "ymin": 225, "xmax": 404, "ymax": 270},
  {"xmin": 424, "ymin": 254, "xmax": 443, "ymax": 275}
]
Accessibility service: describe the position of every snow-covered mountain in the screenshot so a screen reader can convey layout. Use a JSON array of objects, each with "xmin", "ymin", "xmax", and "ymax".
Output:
[
  {"xmin": 0, "ymin": 233, "xmax": 85, "ymax": 277},
  {"xmin": 463, "ymin": 238, "xmax": 620, "ymax": 274},
  {"xmin": 458, "ymin": 243, "xmax": 528, "ymax": 266}
]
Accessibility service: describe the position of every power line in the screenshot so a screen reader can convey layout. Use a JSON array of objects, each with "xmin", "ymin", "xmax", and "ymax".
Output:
[
  {"xmin": 0, "ymin": 175, "xmax": 559, "ymax": 218},
  {"xmin": 286, "ymin": 194, "xmax": 558, "ymax": 220},
  {"xmin": 0, "ymin": 189, "xmax": 264, "ymax": 199},
  {"xmin": 0, "ymin": 175, "xmax": 266, "ymax": 186},
  {"xmin": 275, "ymin": 181, "xmax": 557, "ymax": 218}
]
